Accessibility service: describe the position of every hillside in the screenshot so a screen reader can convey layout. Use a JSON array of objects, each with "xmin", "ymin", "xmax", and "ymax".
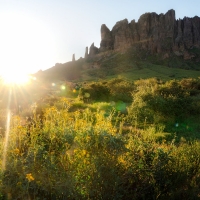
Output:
[{"xmin": 35, "ymin": 48, "xmax": 200, "ymax": 83}]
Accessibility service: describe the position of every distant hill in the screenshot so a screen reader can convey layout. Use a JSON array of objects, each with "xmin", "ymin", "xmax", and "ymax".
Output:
[{"xmin": 36, "ymin": 9, "xmax": 200, "ymax": 82}]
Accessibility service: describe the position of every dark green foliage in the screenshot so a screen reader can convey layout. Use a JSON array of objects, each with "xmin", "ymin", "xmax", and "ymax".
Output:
[
  {"xmin": 79, "ymin": 82, "xmax": 110, "ymax": 102},
  {"xmin": 107, "ymin": 78, "xmax": 135, "ymax": 102},
  {"xmin": 79, "ymin": 77, "xmax": 135, "ymax": 103}
]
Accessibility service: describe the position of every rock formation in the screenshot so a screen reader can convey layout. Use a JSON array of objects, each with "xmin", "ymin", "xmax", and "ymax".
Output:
[
  {"xmin": 112, "ymin": 19, "xmax": 134, "ymax": 50},
  {"xmin": 72, "ymin": 54, "xmax": 75, "ymax": 61},
  {"xmin": 85, "ymin": 47, "xmax": 88, "ymax": 58},
  {"xmin": 97, "ymin": 9, "xmax": 200, "ymax": 59},
  {"xmin": 99, "ymin": 24, "xmax": 113, "ymax": 51},
  {"xmin": 89, "ymin": 43, "xmax": 98, "ymax": 56}
]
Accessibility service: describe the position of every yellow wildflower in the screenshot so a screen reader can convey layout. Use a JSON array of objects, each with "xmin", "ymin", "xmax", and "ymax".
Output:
[
  {"xmin": 74, "ymin": 149, "xmax": 78, "ymax": 153},
  {"xmin": 82, "ymin": 150, "xmax": 87, "ymax": 156},
  {"xmin": 13, "ymin": 148, "xmax": 20, "ymax": 155},
  {"xmin": 26, "ymin": 173, "xmax": 35, "ymax": 182}
]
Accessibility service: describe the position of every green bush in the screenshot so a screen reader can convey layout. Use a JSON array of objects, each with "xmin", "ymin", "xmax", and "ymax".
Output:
[
  {"xmin": 128, "ymin": 78, "xmax": 200, "ymax": 125},
  {"xmin": 79, "ymin": 82, "xmax": 110, "ymax": 102},
  {"xmin": 107, "ymin": 78, "xmax": 135, "ymax": 102},
  {"xmin": 79, "ymin": 78, "xmax": 135, "ymax": 103}
]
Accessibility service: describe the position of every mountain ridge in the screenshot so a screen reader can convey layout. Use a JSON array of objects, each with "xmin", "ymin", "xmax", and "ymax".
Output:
[{"xmin": 36, "ymin": 9, "xmax": 200, "ymax": 82}]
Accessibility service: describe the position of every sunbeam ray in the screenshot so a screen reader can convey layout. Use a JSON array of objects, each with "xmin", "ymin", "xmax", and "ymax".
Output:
[{"xmin": 2, "ymin": 88, "xmax": 12, "ymax": 171}]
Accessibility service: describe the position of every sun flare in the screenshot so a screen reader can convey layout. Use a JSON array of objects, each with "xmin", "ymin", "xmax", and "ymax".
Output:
[
  {"xmin": 0, "ymin": 12, "xmax": 56, "ymax": 76},
  {"xmin": 1, "ymin": 72, "xmax": 30, "ymax": 85}
]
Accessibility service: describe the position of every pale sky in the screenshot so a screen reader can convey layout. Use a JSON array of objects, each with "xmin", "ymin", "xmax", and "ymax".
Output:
[{"xmin": 0, "ymin": 0, "xmax": 199, "ymax": 75}]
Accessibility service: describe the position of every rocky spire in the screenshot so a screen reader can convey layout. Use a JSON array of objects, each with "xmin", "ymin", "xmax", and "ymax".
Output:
[
  {"xmin": 85, "ymin": 47, "xmax": 88, "ymax": 58},
  {"xmin": 72, "ymin": 54, "xmax": 75, "ymax": 62}
]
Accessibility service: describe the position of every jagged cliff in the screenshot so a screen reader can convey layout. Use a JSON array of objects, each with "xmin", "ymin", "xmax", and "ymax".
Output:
[{"xmin": 89, "ymin": 9, "xmax": 200, "ymax": 60}]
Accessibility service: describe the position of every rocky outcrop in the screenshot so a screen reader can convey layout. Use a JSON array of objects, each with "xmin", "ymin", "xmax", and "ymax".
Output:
[
  {"xmin": 89, "ymin": 43, "xmax": 98, "ymax": 56},
  {"xmin": 175, "ymin": 17, "xmax": 200, "ymax": 49},
  {"xmin": 97, "ymin": 9, "xmax": 200, "ymax": 58},
  {"xmin": 136, "ymin": 9, "xmax": 176, "ymax": 53},
  {"xmin": 112, "ymin": 19, "xmax": 134, "ymax": 50},
  {"xmin": 100, "ymin": 24, "xmax": 113, "ymax": 51}
]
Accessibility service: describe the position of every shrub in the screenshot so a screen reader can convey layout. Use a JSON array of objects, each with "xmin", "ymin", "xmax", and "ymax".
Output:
[
  {"xmin": 107, "ymin": 78, "xmax": 135, "ymax": 102},
  {"xmin": 79, "ymin": 82, "xmax": 110, "ymax": 102},
  {"xmin": 79, "ymin": 78, "xmax": 135, "ymax": 103},
  {"xmin": 128, "ymin": 78, "xmax": 200, "ymax": 125}
]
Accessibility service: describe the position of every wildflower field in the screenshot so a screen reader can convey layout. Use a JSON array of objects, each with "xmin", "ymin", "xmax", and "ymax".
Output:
[{"xmin": 0, "ymin": 78, "xmax": 200, "ymax": 199}]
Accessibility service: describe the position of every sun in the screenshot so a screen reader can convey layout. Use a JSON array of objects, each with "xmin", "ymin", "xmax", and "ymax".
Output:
[
  {"xmin": 0, "ymin": 12, "xmax": 56, "ymax": 76},
  {"xmin": 1, "ymin": 72, "xmax": 30, "ymax": 85}
]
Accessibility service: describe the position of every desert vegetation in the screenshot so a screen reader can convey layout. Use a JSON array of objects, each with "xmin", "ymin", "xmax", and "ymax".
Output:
[{"xmin": 0, "ymin": 77, "xmax": 200, "ymax": 199}]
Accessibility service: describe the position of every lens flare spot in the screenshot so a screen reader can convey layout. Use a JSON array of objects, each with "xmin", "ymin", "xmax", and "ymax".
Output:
[
  {"xmin": 61, "ymin": 85, "xmax": 66, "ymax": 90},
  {"xmin": 84, "ymin": 93, "xmax": 90, "ymax": 98},
  {"xmin": 115, "ymin": 101, "xmax": 126, "ymax": 112}
]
